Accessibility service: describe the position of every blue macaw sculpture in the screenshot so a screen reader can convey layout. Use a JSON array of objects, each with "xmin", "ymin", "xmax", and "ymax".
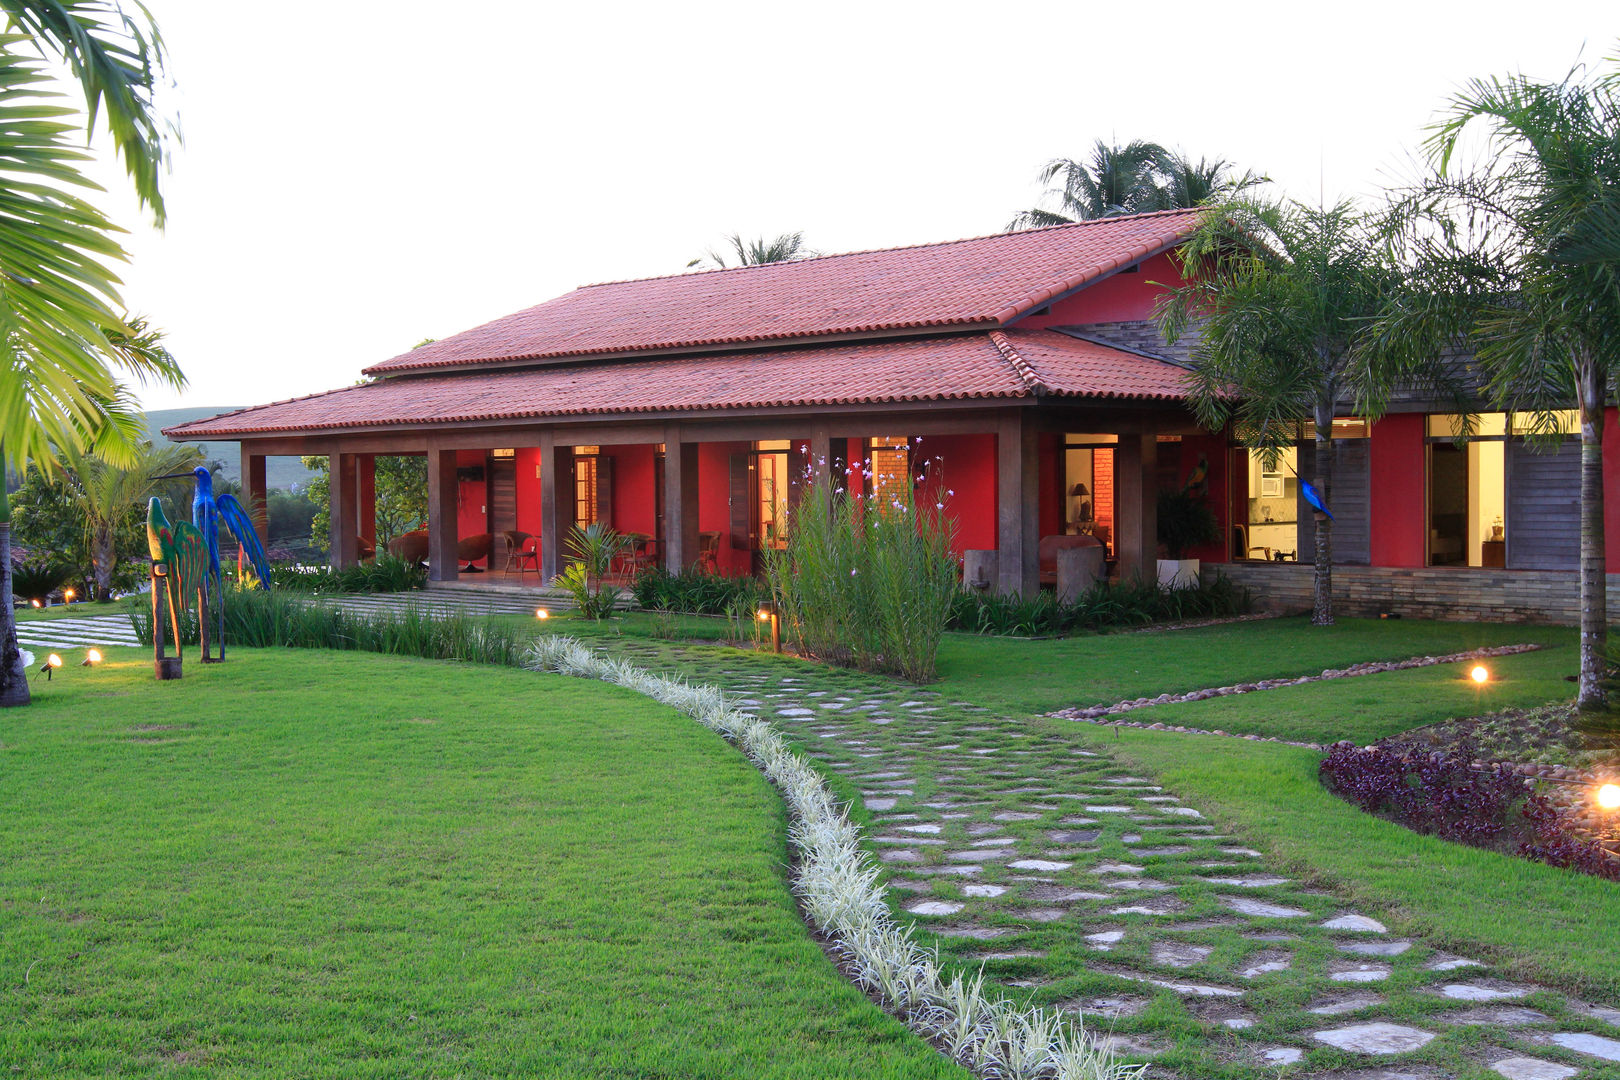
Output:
[
  {"xmin": 1300, "ymin": 479, "xmax": 1334, "ymax": 520},
  {"xmin": 152, "ymin": 466, "xmax": 273, "ymax": 660}
]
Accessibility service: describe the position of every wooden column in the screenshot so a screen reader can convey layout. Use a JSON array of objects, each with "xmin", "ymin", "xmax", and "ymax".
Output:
[
  {"xmin": 996, "ymin": 410, "xmax": 1040, "ymax": 596},
  {"xmin": 663, "ymin": 424, "xmax": 700, "ymax": 572},
  {"xmin": 357, "ymin": 454, "xmax": 376, "ymax": 552},
  {"xmin": 539, "ymin": 432, "xmax": 575, "ymax": 581},
  {"xmin": 329, "ymin": 452, "xmax": 360, "ymax": 569},
  {"xmin": 239, "ymin": 447, "xmax": 268, "ymax": 537},
  {"xmin": 1115, "ymin": 432, "xmax": 1158, "ymax": 583},
  {"xmin": 426, "ymin": 447, "xmax": 458, "ymax": 582},
  {"xmin": 808, "ymin": 424, "xmax": 832, "ymax": 504}
]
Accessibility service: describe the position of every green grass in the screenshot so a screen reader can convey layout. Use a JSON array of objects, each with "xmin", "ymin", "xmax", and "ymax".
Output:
[
  {"xmin": 929, "ymin": 616, "xmax": 1576, "ymax": 715},
  {"xmin": 1092, "ymin": 724, "xmax": 1620, "ymax": 998},
  {"xmin": 0, "ymin": 646, "xmax": 963, "ymax": 1079},
  {"xmin": 1114, "ymin": 640, "xmax": 1581, "ymax": 744},
  {"xmin": 11, "ymin": 599, "xmax": 135, "ymax": 622}
]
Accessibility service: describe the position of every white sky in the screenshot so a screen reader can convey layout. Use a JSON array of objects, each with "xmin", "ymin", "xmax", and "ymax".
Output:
[{"xmin": 85, "ymin": 0, "xmax": 1620, "ymax": 413}]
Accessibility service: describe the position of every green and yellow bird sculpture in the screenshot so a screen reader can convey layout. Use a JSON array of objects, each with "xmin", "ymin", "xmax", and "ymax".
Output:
[{"xmin": 147, "ymin": 497, "xmax": 210, "ymax": 675}]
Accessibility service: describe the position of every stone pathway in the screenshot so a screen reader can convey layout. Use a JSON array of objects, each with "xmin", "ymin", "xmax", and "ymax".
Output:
[
  {"xmin": 601, "ymin": 640, "xmax": 1620, "ymax": 1080},
  {"xmin": 14, "ymin": 614, "xmax": 140, "ymax": 651}
]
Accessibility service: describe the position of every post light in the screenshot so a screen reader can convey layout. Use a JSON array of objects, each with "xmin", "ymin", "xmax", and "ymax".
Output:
[
  {"xmin": 40, "ymin": 653, "xmax": 63, "ymax": 681},
  {"xmin": 1470, "ymin": 665, "xmax": 1489, "ymax": 685},
  {"xmin": 1598, "ymin": 784, "xmax": 1620, "ymax": 812},
  {"xmin": 30, "ymin": 598, "xmax": 40, "ymax": 609},
  {"xmin": 757, "ymin": 602, "xmax": 781, "ymax": 654},
  {"xmin": 535, "ymin": 608, "xmax": 549, "ymax": 620},
  {"xmin": 82, "ymin": 648, "xmax": 103, "ymax": 667},
  {"xmin": 62, "ymin": 587, "xmax": 74, "ymax": 603}
]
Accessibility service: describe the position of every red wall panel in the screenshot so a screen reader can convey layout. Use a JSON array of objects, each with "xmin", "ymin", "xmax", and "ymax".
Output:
[
  {"xmin": 924, "ymin": 432, "xmax": 997, "ymax": 559},
  {"xmin": 1018, "ymin": 251, "xmax": 1186, "ymax": 327},
  {"xmin": 699, "ymin": 440, "xmax": 751, "ymax": 576},
  {"xmin": 1369, "ymin": 414, "xmax": 1426, "ymax": 568},
  {"xmin": 1177, "ymin": 433, "xmax": 1230, "ymax": 563},
  {"xmin": 455, "ymin": 449, "xmax": 487, "ymax": 563}
]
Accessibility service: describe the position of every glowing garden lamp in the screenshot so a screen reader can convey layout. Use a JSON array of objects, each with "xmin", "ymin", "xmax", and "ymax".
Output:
[
  {"xmin": 40, "ymin": 653, "xmax": 63, "ymax": 681},
  {"xmin": 535, "ymin": 608, "xmax": 549, "ymax": 620},
  {"xmin": 758, "ymin": 602, "xmax": 781, "ymax": 654},
  {"xmin": 81, "ymin": 648, "xmax": 103, "ymax": 667},
  {"xmin": 62, "ymin": 587, "xmax": 74, "ymax": 603},
  {"xmin": 1598, "ymin": 784, "xmax": 1620, "ymax": 812},
  {"xmin": 30, "ymin": 598, "xmax": 40, "ymax": 609},
  {"xmin": 1470, "ymin": 665, "xmax": 1489, "ymax": 685}
]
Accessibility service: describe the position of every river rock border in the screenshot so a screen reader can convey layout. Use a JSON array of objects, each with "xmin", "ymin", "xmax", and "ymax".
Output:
[
  {"xmin": 526, "ymin": 635, "xmax": 1140, "ymax": 1080},
  {"xmin": 1050, "ymin": 644, "xmax": 1546, "ymax": 736}
]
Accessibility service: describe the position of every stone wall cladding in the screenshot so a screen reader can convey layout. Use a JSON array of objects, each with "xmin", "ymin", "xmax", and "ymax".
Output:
[{"xmin": 1205, "ymin": 562, "xmax": 1620, "ymax": 625}]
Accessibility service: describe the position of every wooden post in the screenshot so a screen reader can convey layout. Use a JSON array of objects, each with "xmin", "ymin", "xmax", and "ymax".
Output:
[
  {"xmin": 996, "ymin": 410, "xmax": 1040, "ymax": 596},
  {"xmin": 808, "ymin": 424, "xmax": 832, "ymax": 506},
  {"xmin": 239, "ymin": 447, "xmax": 268, "ymax": 537},
  {"xmin": 329, "ymin": 452, "xmax": 360, "ymax": 569},
  {"xmin": 426, "ymin": 447, "xmax": 459, "ymax": 582},
  {"xmin": 539, "ymin": 432, "xmax": 575, "ymax": 582},
  {"xmin": 1115, "ymin": 433, "xmax": 1158, "ymax": 583},
  {"xmin": 663, "ymin": 424, "xmax": 700, "ymax": 572}
]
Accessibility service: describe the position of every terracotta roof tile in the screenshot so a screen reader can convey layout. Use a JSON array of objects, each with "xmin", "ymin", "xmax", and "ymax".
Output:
[
  {"xmin": 364, "ymin": 210, "xmax": 1203, "ymax": 376},
  {"xmin": 165, "ymin": 331, "xmax": 1190, "ymax": 440}
]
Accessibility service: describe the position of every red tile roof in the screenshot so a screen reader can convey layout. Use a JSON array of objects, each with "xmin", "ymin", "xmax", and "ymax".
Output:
[
  {"xmin": 364, "ymin": 210, "xmax": 1204, "ymax": 376},
  {"xmin": 164, "ymin": 330, "xmax": 1191, "ymax": 439}
]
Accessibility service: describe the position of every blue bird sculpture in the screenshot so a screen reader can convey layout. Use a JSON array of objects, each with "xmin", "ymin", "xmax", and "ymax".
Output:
[
  {"xmin": 1300, "ymin": 479, "xmax": 1334, "ymax": 520},
  {"xmin": 152, "ymin": 466, "xmax": 273, "ymax": 660}
]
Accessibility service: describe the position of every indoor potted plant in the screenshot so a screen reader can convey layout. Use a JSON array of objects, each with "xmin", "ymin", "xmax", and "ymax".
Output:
[{"xmin": 1156, "ymin": 490, "xmax": 1220, "ymax": 589}]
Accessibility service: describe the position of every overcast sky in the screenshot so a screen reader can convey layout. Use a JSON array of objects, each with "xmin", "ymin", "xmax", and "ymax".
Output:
[{"xmin": 91, "ymin": 0, "xmax": 1620, "ymax": 414}]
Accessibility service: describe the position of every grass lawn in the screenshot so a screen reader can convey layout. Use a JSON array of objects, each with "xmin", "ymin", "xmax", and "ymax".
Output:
[
  {"xmin": 0, "ymin": 646, "xmax": 964, "ymax": 1079},
  {"xmin": 11, "ymin": 600, "xmax": 131, "ymax": 622},
  {"xmin": 929, "ymin": 616, "xmax": 1576, "ymax": 716}
]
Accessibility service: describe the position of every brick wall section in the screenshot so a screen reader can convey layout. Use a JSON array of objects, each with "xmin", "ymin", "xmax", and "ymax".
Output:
[{"xmin": 1205, "ymin": 562, "xmax": 1620, "ymax": 625}]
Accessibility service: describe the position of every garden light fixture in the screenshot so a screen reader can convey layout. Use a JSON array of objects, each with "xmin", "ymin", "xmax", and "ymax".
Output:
[
  {"xmin": 30, "ymin": 598, "xmax": 40, "ymax": 608},
  {"xmin": 82, "ymin": 649, "xmax": 103, "ymax": 667},
  {"xmin": 535, "ymin": 608, "xmax": 549, "ymax": 620},
  {"xmin": 40, "ymin": 653, "xmax": 62, "ymax": 681},
  {"xmin": 757, "ymin": 602, "xmax": 781, "ymax": 654},
  {"xmin": 63, "ymin": 587, "xmax": 74, "ymax": 602},
  {"xmin": 1470, "ymin": 665, "xmax": 1489, "ymax": 684},
  {"xmin": 1599, "ymin": 784, "xmax": 1620, "ymax": 812}
]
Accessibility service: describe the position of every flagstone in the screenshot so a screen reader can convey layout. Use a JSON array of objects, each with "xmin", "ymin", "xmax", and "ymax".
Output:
[
  {"xmin": 1312, "ymin": 1023, "xmax": 1436, "ymax": 1054},
  {"xmin": 1085, "ymin": 930, "xmax": 1125, "ymax": 950},
  {"xmin": 1436, "ymin": 983, "xmax": 1529, "ymax": 1001},
  {"xmin": 1025, "ymin": 885, "xmax": 1111, "ymax": 901},
  {"xmin": 1331, "ymin": 965, "xmax": 1392, "ymax": 983},
  {"xmin": 933, "ymin": 925, "xmax": 1011, "ymax": 940},
  {"xmin": 1200, "ymin": 875, "xmax": 1292, "ymax": 887},
  {"xmin": 962, "ymin": 884, "xmax": 1008, "ymax": 898},
  {"xmin": 1339, "ymin": 941, "xmax": 1412, "ymax": 957},
  {"xmin": 1452, "ymin": 1006, "xmax": 1550, "ymax": 1025},
  {"xmin": 1261, "ymin": 1047, "xmax": 1305, "ymax": 1065},
  {"xmin": 1427, "ymin": 955, "xmax": 1485, "ymax": 971},
  {"xmin": 1113, "ymin": 971, "xmax": 1244, "ymax": 998},
  {"xmin": 950, "ymin": 848, "xmax": 1011, "ymax": 861},
  {"xmin": 1221, "ymin": 847, "xmax": 1264, "ymax": 857},
  {"xmin": 1023, "ymin": 908, "xmax": 1067, "ymax": 922},
  {"xmin": 1008, "ymin": 858, "xmax": 1071, "ymax": 871},
  {"xmin": 864, "ymin": 797, "xmax": 898, "ymax": 811},
  {"xmin": 964, "ymin": 823, "xmax": 1003, "ymax": 836},
  {"xmin": 1047, "ymin": 829, "xmax": 1103, "ymax": 843},
  {"xmin": 907, "ymin": 900, "xmax": 964, "ymax": 916},
  {"xmin": 1224, "ymin": 896, "xmax": 1310, "ymax": 918},
  {"xmin": 1308, "ymin": 992, "xmax": 1385, "ymax": 1016},
  {"xmin": 1110, "ymin": 898, "xmax": 1187, "ymax": 916},
  {"xmin": 896, "ymin": 823, "xmax": 942, "ymax": 834},
  {"xmin": 1152, "ymin": 942, "xmax": 1214, "ymax": 968},
  {"xmin": 1490, "ymin": 1057, "xmax": 1578, "ymax": 1080},
  {"xmin": 1548, "ymin": 1033, "xmax": 1620, "ymax": 1062},
  {"xmin": 992, "ymin": 811, "xmax": 1042, "ymax": 822},
  {"xmin": 1323, "ymin": 914, "xmax": 1388, "ymax": 932},
  {"xmin": 971, "ymin": 836, "xmax": 1019, "ymax": 847},
  {"xmin": 1240, "ymin": 957, "xmax": 1293, "ymax": 978},
  {"xmin": 878, "ymin": 849, "xmax": 922, "ymax": 863}
]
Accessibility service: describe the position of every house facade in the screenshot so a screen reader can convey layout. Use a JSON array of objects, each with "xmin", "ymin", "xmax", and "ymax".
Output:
[{"xmin": 166, "ymin": 210, "xmax": 1620, "ymax": 622}]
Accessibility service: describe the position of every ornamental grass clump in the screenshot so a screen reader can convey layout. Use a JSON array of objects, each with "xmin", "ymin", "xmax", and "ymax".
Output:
[{"xmin": 764, "ymin": 477, "xmax": 958, "ymax": 682}]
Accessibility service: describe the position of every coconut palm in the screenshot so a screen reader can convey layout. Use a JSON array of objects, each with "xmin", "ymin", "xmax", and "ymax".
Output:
[
  {"xmin": 1158, "ymin": 198, "xmax": 1395, "ymax": 625},
  {"xmin": 1010, "ymin": 140, "xmax": 1169, "ymax": 229},
  {"xmin": 57, "ymin": 439, "xmax": 202, "ymax": 601},
  {"xmin": 688, "ymin": 231, "xmax": 815, "ymax": 270},
  {"xmin": 1154, "ymin": 151, "xmax": 1268, "ymax": 211},
  {"xmin": 1360, "ymin": 56, "xmax": 1620, "ymax": 708},
  {"xmin": 0, "ymin": 1, "xmax": 181, "ymax": 708}
]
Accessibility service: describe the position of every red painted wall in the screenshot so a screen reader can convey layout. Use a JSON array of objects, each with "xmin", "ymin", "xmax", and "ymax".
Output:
[
  {"xmin": 1175, "ymin": 434, "xmax": 1230, "ymax": 564},
  {"xmin": 1369, "ymin": 414, "xmax": 1426, "ymax": 568},
  {"xmin": 924, "ymin": 433, "xmax": 997, "ymax": 559},
  {"xmin": 514, "ymin": 446, "xmax": 543, "ymax": 566},
  {"xmin": 1018, "ymin": 251, "xmax": 1187, "ymax": 327},
  {"xmin": 699, "ymin": 440, "xmax": 751, "ymax": 576},
  {"xmin": 1605, "ymin": 408, "xmax": 1620, "ymax": 573},
  {"xmin": 603, "ymin": 444, "xmax": 658, "ymax": 537},
  {"xmin": 456, "ymin": 449, "xmax": 487, "ymax": 564}
]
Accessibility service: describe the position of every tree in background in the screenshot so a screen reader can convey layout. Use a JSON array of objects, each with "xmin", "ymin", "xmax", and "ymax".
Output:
[
  {"xmin": 301, "ymin": 455, "xmax": 428, "ymax": 554},
  {"xmin": 1010, "ymin": 140, "xmax": 1265, "ymax": 228},
  {"xmin": 687, "ymin": 231, "xmax": 815, "ymax": 269},
  {"xmin": 1158, "ymin": 198, "xmax": 1395, "ymax": 625},
  {"xmin": 0, "ymin": 1, "xmax": 181, "ymax": 707},
  {"xmin": 57, "ymin": 440, "xmax": 202, "ymax": 600},
  {"xmin": 1362, "ymin": 55, "xmax": 1620, "ymax": 708}
]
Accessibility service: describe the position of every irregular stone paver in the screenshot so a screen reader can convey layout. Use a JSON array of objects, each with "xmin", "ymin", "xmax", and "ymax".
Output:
[
  {"xmin": 599, "ymin": 637, "xmax": 1620, "ymax": 1080},
  {"xmin": 1313, "ymin": 1023, "xmax": 1437, "ymax": 1054},
  {"xmin": 1548, "ymin": 1032, "xmax": 1620, "ymax": 1061},
  {"xmin": 1491, "ymin": 1057, "xmax": 1578, "ymax": 1080},
  {"xmin": 1438, "ymin": 983, "xmax": 1529, "ymax": 1001}
]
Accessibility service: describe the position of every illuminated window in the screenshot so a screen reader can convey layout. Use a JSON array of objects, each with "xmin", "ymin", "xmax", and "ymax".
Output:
[
  {"xmin": 574, "ymin": 454, "xmax": 599, "ymax": 526},
  {"xmin": 492, "ymin": 448, "xmax": 515, "ymax": 459},
  {"xmin": 1240, "ymin": 447, "xmax": 1300, "ymax": 562},
  {"xmin": 1063, "ymin": 435, "xmax": 1117, "ymax": 554},
  {"xmin": 868, "ymin": 436, "xmax": 911, "ymax": 504},
  {"xmin": 1510, "ymin": 410, "xmax": 1579, "ymax": 436},
  {"xmin": 1425, "ymin": 414, "xmax": 1506, "ymax": 567}
]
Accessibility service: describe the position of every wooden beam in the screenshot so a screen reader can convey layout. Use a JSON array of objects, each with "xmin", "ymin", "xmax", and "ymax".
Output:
[
  {"xmin": 1114, "ymin": 433, "xmax": 1158, "ymax": 582},
  {"xmin": 663, "ymin": 423, "xmax": 700, "ymax": 572},
  {"xmin": 426, "ymin": 448, "xmax": 458, "ymax": 582},
  {"xmin": 538, "ymin": 433, "xmax": 576, "ymax": 581},
  {"xmin": 996, "ymin": 410, "xmax": 1039, "ymax": 596}
]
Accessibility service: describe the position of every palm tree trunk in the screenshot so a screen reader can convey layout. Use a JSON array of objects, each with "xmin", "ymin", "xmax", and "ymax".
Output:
[
  {"xmin": 1, "ymin": 467, "xmax": 31, "ymax": 707},
  {"xmin": 1311, "ymin": 408, "xmax": 1335, "ymax": 627},
  {"xmin": 92, "ymin": 521, "xmax": 117, "ymax": 601},
  {"xmin": 1575, "ymin": 355, "xmax": 1607, "ymax": 710}
]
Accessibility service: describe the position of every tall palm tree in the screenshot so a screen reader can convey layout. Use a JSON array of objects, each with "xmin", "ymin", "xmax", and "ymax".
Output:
[
  {"xmin": 1158, "ymin": 198, "xmax": 1395, "ymax": 625},
  {"xmin": 58, "ymin": 438, "xmax": 201, "ymax": 600},
  {"xmin": 0, "ymin": 2, "xmax": 182, "ymax": 708},
  {"xmin": 688, "ymin": 231, "xmax": 815, "ymax": 270},
  {"xmin": 1010, "ymin": 140, "xmax": 1169, "ymax": 229},
  {"xmin": 1361, "ymin": 57, "xmax": 1620, "ymax": 708},
  {"xmin": 1154, "ymin": 151, "xmax": 1267, "ymax": 210}
]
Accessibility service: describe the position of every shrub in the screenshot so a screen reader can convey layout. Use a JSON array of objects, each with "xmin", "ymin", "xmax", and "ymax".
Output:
[
  {"xmin": 948, "ymin": 574, "xmax": 1253, "ymax": 636},
  {"xmin": 1157, "ymin": 489, "xmax": 1221, "ymax": 559},
  {"xmin": 631, "ymin": 566, "xmax": 764, "ymax": 615},
  {"xmin": 10, "ymin": 559, "xmax": 71, "ymax": 605},
  {"xmin": 553, "ymin": 523, "xmax": 626, "ymax": 621},
  {"xmin": 1319, "ymin": 742, "xmax": 1619, "ymax": 881},
  {"xmin": 269, "ymin": 553, "xmax": 425, "ymax": 594},
  {"xmin": 763, "ymin": 481, "xmax": 958, "ymax": 682}
]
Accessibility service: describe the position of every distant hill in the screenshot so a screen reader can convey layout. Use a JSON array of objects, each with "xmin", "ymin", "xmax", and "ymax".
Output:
[{"xmin": 145, "ymin": 408, "xmax": 318, "ymax": 492}]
